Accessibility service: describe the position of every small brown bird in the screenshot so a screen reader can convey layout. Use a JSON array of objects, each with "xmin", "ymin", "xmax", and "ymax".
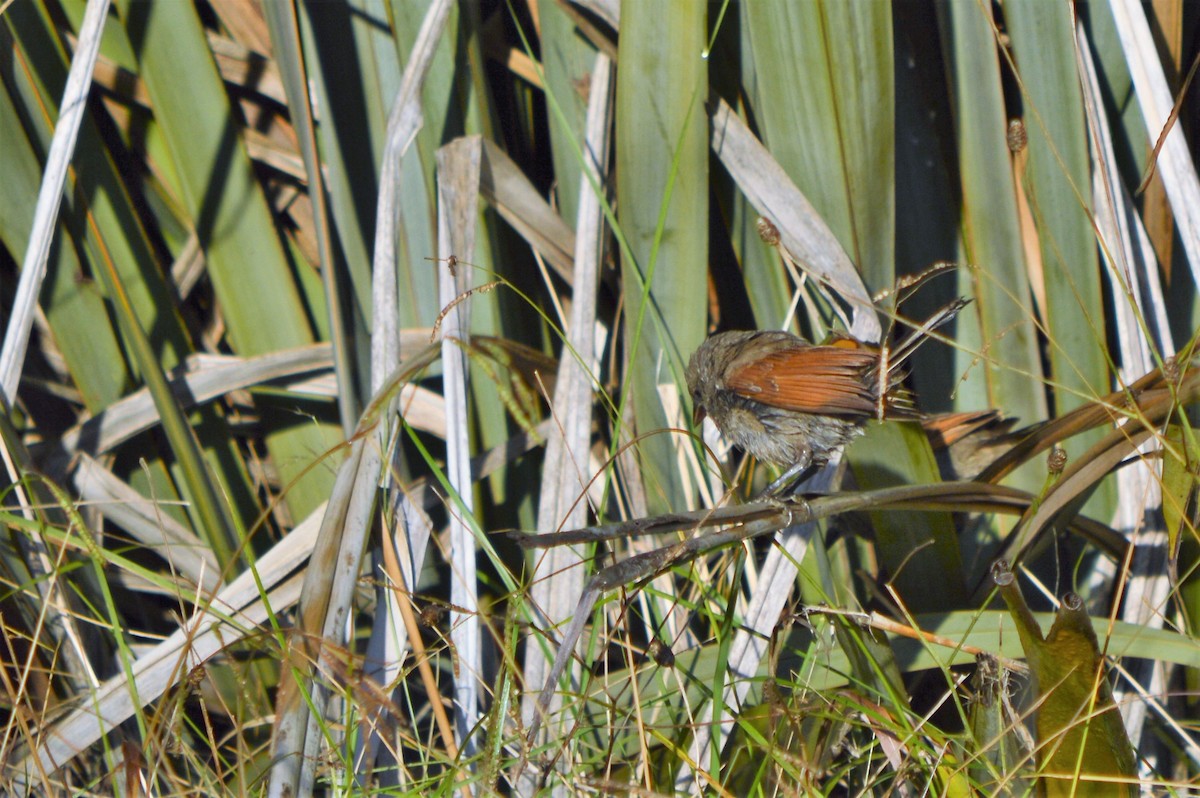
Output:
[{"xmin": 685, "ymin": 300, "xmax": 968, "ymax": 493}]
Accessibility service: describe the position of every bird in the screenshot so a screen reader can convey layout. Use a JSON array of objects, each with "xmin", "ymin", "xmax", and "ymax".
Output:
[{"xmin": 685, "ymin": 299, "xmax": 969, "ymax": 494}]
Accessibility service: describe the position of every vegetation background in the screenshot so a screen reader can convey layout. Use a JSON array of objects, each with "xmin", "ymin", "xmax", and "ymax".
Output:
[{"xmin": 1, "ymin": 0, "xmax": 1199, "ymax": 794}]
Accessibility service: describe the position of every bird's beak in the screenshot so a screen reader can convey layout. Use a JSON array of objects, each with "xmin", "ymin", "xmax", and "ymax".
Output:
[{"xmin": 692, "ymin": 404, "xmax": 706, "ymax": 426}]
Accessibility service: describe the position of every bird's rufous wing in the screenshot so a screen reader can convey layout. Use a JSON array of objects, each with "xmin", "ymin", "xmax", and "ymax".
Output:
[{"xmin": 725, "ymin": 343, "xmax": 879, "ymax": 415}]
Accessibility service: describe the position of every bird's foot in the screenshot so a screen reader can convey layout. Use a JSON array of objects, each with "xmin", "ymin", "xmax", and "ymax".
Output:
[{"xmin": 756, "ymin": 455, "xmax": 814, "ymax": 501}]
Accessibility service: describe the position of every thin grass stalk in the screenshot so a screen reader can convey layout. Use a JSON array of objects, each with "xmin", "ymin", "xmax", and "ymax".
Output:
[
  {"xmin": 267, "ymin": 430, "xmax": 375, "ymax": 797},
  {"xmin": 0, "ymin": 0, "xmax": 116, "ymax": 713},
  {"xmin": 347, "ymin": 3, "xmax": 452, "ymax": 780},
  {"xmin": 266, "ymin": 344, "xmax": 437, "ymax": 795},
  {"xmin": 0, "ymin": 416, "xmax": 98, "ymax": 704},
  {"xmin": 86, "ymin": 209, "xmax": 242, "ymax": 572},
  {"xmin": 8, "ymin": 500, "xmax": 324, "ymax": 788},
  {"xmin": 352, "ymin": 490, "xmax": 440, "ymax": 782},
  {"xmin": 304, "ymin": 436, "xmax": 392, "ymax": 794},
  {"xmin": 675, "ymin": 472, "xmax": 828, "ymax": 794}
]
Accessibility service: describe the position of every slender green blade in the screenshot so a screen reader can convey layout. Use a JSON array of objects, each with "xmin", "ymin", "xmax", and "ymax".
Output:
[{"xmin": 387, "ymin": 0, "xmax": 466, "ymax": 334}]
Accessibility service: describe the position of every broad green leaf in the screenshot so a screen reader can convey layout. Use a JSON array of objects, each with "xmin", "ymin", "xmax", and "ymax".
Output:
[
  {"xmin": 616, "ymin": 0, "xmax": 708, "ymax": 514},
  {"xmin": 536, "ymin": 0, "xmax": 596, "ymax": 224},
  {"xmin": 938, "ymin": 0, "xmax": 1046, "ymax": 434},
  {"xmin": 711, "ymin": 6, "xmax": 794, "ymax": 332},
  {"xmin": 296, "ymin": 0, "xmax": 386, "ymax": 322},
  {"xmin": 264, "ymin": 0, "xmax": 359, "ymax": 431},
  {"xmin": 743, "ymin": 1, "xmax": 894, "ymax": 297},
  {"xmin": 12, "ymin": 1, "xmax": 263, "ymax": 553},
  {"xmin": 6, "ymin": 1, "xmax": 190, "ymax": 370},
  {"xmin": 388, "ymin": 0, "xmax": 467, "ymax": 333},
  {"xmin": 1006, "ymin": 0, "xmax": 1113, "ymax": 519}
]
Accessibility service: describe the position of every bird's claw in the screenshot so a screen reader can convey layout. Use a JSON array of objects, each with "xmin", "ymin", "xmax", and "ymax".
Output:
[{"xmin": 756, "ymin": 453, "xmax": 814, "ymax": 501}]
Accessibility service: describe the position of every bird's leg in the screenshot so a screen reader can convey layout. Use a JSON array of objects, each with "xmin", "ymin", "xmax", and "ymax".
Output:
[{"xmin": 759, "ymin": 447, "xmax": 813, "ymax": 500}]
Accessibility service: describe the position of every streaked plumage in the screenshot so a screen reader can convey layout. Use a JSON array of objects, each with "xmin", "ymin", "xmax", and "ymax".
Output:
[{"xmin": 685, "ymin": 300, "xmax": 968, "ymax": 480}]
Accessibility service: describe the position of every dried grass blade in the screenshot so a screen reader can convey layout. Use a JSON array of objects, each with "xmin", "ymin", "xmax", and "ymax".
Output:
[
  {"xmin": 436, "ymin": 135, "xmax": 484, "ymax": 756},
  {"xmin": 522, "ymin": 51, "xmax": 612, "ymax": 745},
  {"xmin": 0, "ymin": 0, "xmax": 109, "ymax": 403}
]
